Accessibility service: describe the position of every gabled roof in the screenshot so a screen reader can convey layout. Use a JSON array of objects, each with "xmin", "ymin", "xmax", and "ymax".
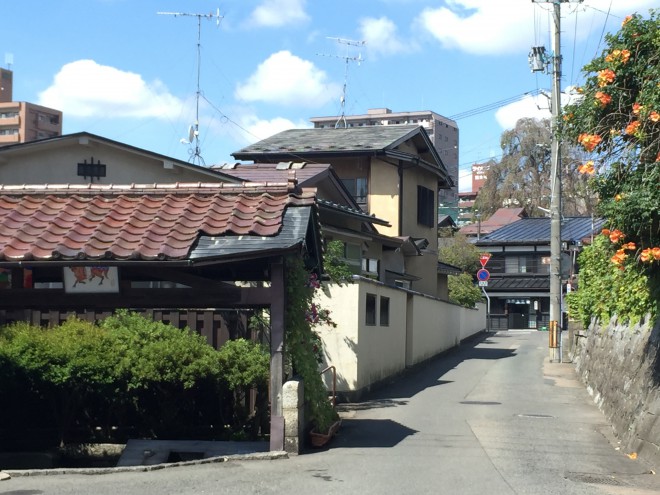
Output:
[
  {"xmin": 460, "ymin": 207, "xmax": 526, "ymax": 236},
  {"xmin": 231, "ymin": 126, "xmax": 452, "ymax": 187},
  {"xmin": 0, "ymin": 132, "xmax": 239, "ymax": 183},
  {"xmin": 0, "ymin": 182, "xmax": 318, "ymax": 264},
  {"xmin": 476, "ymin": 216, "xmax": 605, "ymax": 246}
]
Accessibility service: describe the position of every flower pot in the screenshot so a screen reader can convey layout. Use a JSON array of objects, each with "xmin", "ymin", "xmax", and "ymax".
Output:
[{"xmin": 309, "ymin": 419, "xmax": 341, "ymax": 448}]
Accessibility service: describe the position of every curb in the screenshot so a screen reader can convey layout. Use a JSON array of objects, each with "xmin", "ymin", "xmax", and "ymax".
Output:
[{"xmin": 2, "ymin": 450, "xmax": 288, "ymax": 477}]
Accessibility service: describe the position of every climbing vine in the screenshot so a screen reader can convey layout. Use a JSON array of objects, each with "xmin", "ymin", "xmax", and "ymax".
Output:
[{"xmin": 285, "ymin": 257, "xmax": 338, "ymax": 432}]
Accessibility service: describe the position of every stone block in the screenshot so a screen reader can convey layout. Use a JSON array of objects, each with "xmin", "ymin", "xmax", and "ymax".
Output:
[{"xmin": 283, "ymin": 379, "xmax": 303, "ymax": 409}]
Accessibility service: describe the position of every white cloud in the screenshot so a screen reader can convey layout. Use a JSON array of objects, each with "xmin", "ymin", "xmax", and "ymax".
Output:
[
  {"xmin": 237, "ymin": 115, "xmax": 311, "ymax": 144},
  {"xmin": 495, "ymin": 94, "xmax": 549, "ymax": 129},
  {"xmin": 495, "ymin": 89, "xmax": 585, "ymax": 129},
  {"xmin": 38, "ymin": 60, "xmax": 183, "ymax": 119},
  {"xmin": 416, "ymin": 0, "xmax": 658, "ymax": 56},
  {"xmin": 416, "ymin": 0, "xmax": 536, "ymax": 56},
  {"xmin": 248, "ymin": 0, "xmax": 309, "ymax": 28},
  {"xmin": 358, "ymin": 17, "xmax": 412, "ymax": 57},
  {"xmin": 235, "ymin": 50, "xmax": 339, "ymax": 107}
]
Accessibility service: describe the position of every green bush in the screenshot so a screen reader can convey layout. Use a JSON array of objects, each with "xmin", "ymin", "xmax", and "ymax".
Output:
[
  {"xmin": 566, "ymin": 236, "xmax": 655, "ymax": 328},
  {"xmin": 448, "ymin": 273, "xmax": 483, "ymax": 308},
  {"xmin": 0, "ymin": 311, "xmax": 271, "ymax": 447},
  {"xmin": 0, "ymin": 318, "xmax": 118, "ymax": 446}
]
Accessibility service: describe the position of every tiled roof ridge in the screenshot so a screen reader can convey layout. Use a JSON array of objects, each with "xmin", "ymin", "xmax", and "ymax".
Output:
[{"xmin": 0, "ymin": 180, "xmax": 310, "ymax": 196}]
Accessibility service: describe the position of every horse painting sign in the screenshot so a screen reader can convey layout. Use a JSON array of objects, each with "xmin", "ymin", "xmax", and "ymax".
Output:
[{"xmin": 63, "ymin": 266, "xmax": 119, "ymax": 293}]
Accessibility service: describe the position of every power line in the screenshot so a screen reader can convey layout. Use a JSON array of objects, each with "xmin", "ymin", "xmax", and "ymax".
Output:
[{"xmin": 448, "ymin": 90, "xmax": 543, "ymax": 120}]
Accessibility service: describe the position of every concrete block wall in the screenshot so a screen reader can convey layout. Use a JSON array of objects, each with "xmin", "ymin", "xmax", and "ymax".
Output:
[{"xmin": 573, "ymin": 315, "xmax": 660, "ymax": 470}]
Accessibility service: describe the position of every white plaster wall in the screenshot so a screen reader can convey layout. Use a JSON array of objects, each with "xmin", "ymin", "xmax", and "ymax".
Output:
[
  {"xmin": 316, "ymin": 281, "xmax": 486, "ymax": 394},
  {"xmin": 314, "ymin": 283, "xmax": 361, "ymax": 393},
  {"xmin": 357, "ymin": 282, "xmax": 407, "ymax": 390},
  {"xmin": 315, "ymin": 281, "xmax": 407, "ymax": 393},
  {"xmin": 459, "ymin": 302, "xmax": 487, "ymax": 341},
  {"xmin": 406, "ymin": 294, "xmax": 461, "ymax": 366}
]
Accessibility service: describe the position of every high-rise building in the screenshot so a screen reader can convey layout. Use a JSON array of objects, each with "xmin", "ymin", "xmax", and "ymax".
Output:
[
  {"xmin": 471, "ymin": 162, "xmax": 490, "ymax": 193},
  {"xmin": 310, "ymin": 108, "xmax": 459, "ymax": 206},
  {"xmin": 0, "ymin": 68, "xmax": 62, "ymax": 146}
]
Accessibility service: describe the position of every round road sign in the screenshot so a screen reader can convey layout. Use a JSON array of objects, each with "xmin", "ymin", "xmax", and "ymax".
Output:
[{"xmin": 477, "ymin": 269, "xmax": 490, "ymax": 282}]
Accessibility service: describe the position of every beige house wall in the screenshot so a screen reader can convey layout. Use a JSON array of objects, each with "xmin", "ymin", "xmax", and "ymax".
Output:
[
  {"xmin": 0, "ymin": 143, "xmax": 223, "ymax": 184},
  {"xmin": 368, "ymin": 158, "xmax": 399, "ymax": 237}
]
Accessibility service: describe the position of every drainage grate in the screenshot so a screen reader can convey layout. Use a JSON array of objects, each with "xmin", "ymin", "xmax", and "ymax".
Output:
[
  {"xmin": 517, "ymin": 413, "xmax": 554, "ymax": 418},
  {"xmin": 460, "ymin": 401, "xmax": 501, "ymax": 405},
  {"xmin": 564, "ymin": 472, "xmax": 626, "ymax": 486}
]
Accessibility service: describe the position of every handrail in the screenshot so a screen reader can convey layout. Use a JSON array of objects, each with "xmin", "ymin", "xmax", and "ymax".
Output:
[{"xmin": 319, "ymin": 365, "xmax": 337, "ymax": 408}]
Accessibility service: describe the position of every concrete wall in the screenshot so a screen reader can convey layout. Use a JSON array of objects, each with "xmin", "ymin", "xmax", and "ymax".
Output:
[
  {"xmin": 406, "ymin": 293, "xmax": 459, "ymax": 366},
  {"xmin": 460, "ymin": 303, "xmax": 487, "ymax": 341},
  {"xmin": 316, "ymin": 278, "xmax": 486, "ymax": 399},
  {"xmin": 573, "ymin": 315, "xmax": 660, "ymax": 470}
]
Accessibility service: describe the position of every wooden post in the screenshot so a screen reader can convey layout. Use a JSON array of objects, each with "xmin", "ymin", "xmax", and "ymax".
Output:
[{"xmin": 269, "ymin": 259, "xmax": 285, "ymax": 451}]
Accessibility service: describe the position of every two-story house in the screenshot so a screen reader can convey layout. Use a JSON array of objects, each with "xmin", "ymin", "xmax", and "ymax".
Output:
[
  {"xmin": 475, "ymin": 216, "xmax": 604, "ymax": 330},
  {"xmin": 232, "ymin": 125, "xmax": 453, "ymax": 298}
]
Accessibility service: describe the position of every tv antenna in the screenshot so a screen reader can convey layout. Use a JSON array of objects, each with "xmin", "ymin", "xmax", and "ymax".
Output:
[
  {"xmin": 318, "ymin": 37, "xmax": 365, "ymax": 128},
  {"xmin": 157, "ymin": 8, "xmax": 222, "ymax": 165}
]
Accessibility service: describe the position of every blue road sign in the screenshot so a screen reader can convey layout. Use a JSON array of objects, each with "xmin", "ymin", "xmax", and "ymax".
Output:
[{"xmin": 477, "ymin": 268, "xmax": 490, "ymax": 282}]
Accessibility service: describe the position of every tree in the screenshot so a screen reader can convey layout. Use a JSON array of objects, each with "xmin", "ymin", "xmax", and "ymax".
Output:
[
  {"xmin": 439, "ymin": 233, "xmax": 481, "ymax": 273},
  {"xmin": 562, "ymin": 10, "xmax": 660, "ymax": 289},
  {"xmin": 439, "ymin": 234, "xmax": 483, "ymax": 307},
  {"xmin": 475, "ymin": 118, "xmax": 596, "ymax": 218}
]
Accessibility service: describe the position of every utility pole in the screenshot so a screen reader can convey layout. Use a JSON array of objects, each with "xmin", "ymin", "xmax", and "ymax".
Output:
[{"xmin": 531, "ymin": 0, "xmax": 582, "ymax": 362}]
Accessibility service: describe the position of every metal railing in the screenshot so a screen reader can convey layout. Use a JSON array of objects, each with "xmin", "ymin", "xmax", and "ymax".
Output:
[{"xmin": 319, "ymin": 365, "xmax": 337, "ymax": 408}]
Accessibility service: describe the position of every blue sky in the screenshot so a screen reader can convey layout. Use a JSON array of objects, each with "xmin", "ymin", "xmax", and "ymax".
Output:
[{"xmin": 3, "ymin": 0, "xmax": 656, "ymax": 191}]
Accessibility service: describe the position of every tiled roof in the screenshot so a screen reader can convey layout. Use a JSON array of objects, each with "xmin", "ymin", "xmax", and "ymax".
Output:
[
  {"xmin": 487, "ymin": 276, "xmax": 549, "ymax": 291},
  {"xmin": 460, "ymin": 207, "xmax": 526, "ymax": 235},
  {"xmin": 0, "ymin": 182, "xmax": 315, "ymax": 262},
  {"xmin": 476, "ymin": 217, "xmax": 605, "ymax": 245},
  {"xmin": 213, "ymin": 162, "xmax": 332, "ymax": 184},
  {"xmin": 232, "ymin": 125, "xmax": 424, "ymax": 157}
]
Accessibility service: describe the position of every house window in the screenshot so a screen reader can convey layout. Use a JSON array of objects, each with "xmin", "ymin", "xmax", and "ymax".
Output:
[
  {"xmin": 417, "ymin": 185, "xmax": 435, "ymax": 227},
  {"xmin": 341, "ymin": 177, "xmax": 368, "ymax": 204},
  {"xmin": 366, "ymin": 293, "xmax": 377, "ymax": 326},
  {"xmin": 502, "ymin": 255, "xmax": 550, "ymax": 274},
  {"xmin": 380, "ymin": 296, "xmax": 390, "ymax": 326},
  {"xmin": 361, "ymin": 258, "xmax": 378, "ymax": 277},
  {"xmin": 343, "ymin": 242, "xmax": 362, "ymax": 275}
]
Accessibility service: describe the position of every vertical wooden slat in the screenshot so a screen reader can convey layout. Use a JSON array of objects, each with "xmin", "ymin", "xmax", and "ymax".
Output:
[
  {"xmin": 217, "ymin": 314, "xmax": 230, "ymax": 349},
  {"xmin": 202, "ymin": 311, "xmax": 214, "ymax": 347},
  {"xmin": 169, "ymin": 311, "xmax": 180, "ymax": 328},
  {"xmin": 187, "ymin": 311, "xmax": 197, "ymax": 332}
]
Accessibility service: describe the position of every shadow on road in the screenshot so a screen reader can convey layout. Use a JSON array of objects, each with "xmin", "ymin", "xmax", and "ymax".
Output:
[
  {"xmin": 326, "ymin": 419, "xmax": 418, "ymax": 450},
  {"xmin": 340, "ymin": 333, "xmax": 516, "ymax": 409}
]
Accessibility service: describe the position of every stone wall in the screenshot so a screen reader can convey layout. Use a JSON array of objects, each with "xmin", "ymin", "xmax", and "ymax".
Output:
[{"xmin": 572, "ymin": 315, "xmax": 660, "ymax": 469}]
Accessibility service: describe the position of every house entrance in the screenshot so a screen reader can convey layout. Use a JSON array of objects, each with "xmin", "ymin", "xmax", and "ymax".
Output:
[{"xmin": 507, "ymin": 299, "xmax": 530, "ymax": 329}]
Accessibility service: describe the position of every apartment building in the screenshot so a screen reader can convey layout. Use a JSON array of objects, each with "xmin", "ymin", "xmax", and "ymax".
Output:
[
  {"xmin": 310, "ymin": 108, "xmax": 459, "ymax": 206},
  {"xmin": 0, "ymin": 68, "xmax": 62, "ymax": 146}
]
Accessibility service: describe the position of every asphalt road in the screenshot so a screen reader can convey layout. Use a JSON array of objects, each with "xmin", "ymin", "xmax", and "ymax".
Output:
[{"xmin": 4, "ymin": 331, "xmax": 660, "ymax": 494}]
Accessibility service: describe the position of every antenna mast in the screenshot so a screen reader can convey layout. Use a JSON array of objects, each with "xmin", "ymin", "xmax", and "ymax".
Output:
[
  {"xmin": 319, "ymin": 37, "xmax": 365, "ymax": 128},
  {"xmin": 157, "ymin": 8, "xmax": 222, "ymax": 165}
]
